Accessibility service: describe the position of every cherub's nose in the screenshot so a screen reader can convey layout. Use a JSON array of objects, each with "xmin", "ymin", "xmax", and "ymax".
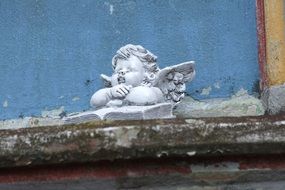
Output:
[
  {"xmin": 118, "ymin": 69, "xmax": 127, "ymax": 75},
  {"xmin": 118, "ymin": 71, "xmax": 125, "ymax": 75}
]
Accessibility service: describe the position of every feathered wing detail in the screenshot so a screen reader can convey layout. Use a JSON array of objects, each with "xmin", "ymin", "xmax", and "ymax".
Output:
[
  {"xmin": 155, "ymin": 61, "xmax": 195, "ymax": 105},
  {"xmin": 100, "ymin": 74, "xmax": 112, "ymax": 88}
]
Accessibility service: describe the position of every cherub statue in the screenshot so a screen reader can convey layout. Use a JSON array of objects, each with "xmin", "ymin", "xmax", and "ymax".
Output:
[{"xmin": 90, "ymin": 44, "xmax": 195, "ymax": 109}]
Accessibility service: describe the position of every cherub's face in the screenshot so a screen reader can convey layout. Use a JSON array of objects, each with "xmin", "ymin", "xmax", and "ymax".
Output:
[{"xmin": 111, "ymin": 55, "xmax": 145, "ymax": 87}]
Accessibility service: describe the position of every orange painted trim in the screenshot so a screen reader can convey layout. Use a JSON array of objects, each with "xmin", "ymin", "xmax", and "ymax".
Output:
[{"xmin": 264, "ymin": 0, "xmax": 285, "ymax": 86}]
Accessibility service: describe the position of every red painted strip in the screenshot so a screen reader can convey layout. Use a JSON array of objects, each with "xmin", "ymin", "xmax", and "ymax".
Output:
[
  {"xmin": 256, "ymin": 0, "xmax": 268, "ymax": 90},
  {"xmin": 239, "ymin": 156, "xmax": 285, "ymax": 170},
  {"xmin": 1, "ymin": 155, "xmax": 285, "ymax": 184},
  {"xmin": 0, "ymin": 159, "xmax": 191, "ymax": 184}
]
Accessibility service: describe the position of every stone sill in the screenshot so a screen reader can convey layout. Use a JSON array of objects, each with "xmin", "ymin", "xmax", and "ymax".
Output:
[{"xmin": 0, "ymin": 114, "xmax": 284, "ymax": 168}]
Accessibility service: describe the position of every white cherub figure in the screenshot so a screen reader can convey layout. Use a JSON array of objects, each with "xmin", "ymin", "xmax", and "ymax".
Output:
[{"xmin": 90, "ymin": 44, "xmax": 195, "ymax": 108}]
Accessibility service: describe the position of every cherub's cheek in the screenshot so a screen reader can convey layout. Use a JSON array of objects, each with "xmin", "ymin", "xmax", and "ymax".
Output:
[
  {"xmin": 131, "ymin": 72, "xmax": 143, "ymax": 79},
  {"xmin": 125, "ymin": 72, "xmax": 144, "ymax": 86}
]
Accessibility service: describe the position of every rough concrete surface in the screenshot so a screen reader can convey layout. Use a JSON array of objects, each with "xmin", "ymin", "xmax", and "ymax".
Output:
[
  {"xmin": 0, "ymin": 115, "xmax": 284, "ymax": 168},
  {"xmin": 0, "ymin": 114, "xmax": 284, "ymax": 189},
  {"xmin": 175, "ymin": 89, "xmax": 265, "ymax": 118},
  {"xmin": 261, "ymin": 83, "xmax": 285, "ymax": 114}
]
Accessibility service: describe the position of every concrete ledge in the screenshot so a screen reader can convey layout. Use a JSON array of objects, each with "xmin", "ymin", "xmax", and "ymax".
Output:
[{"xmin": 0, "ymin": 115, "xmax": 285, "ymax": 168}]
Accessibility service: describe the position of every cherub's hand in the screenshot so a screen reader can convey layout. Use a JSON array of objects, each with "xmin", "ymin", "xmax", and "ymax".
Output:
[{"xmin": 110, "ymin": 84, "xmax": 132, "ymax": 98}]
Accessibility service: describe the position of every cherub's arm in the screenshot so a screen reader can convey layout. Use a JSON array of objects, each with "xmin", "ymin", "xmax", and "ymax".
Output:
[
  {"xmin": 90, "ymin": 88, "xmax": 112, "ymax": 108},
  {"xmin": 90, "ymin": 85, "xmax": 132, "ymax": 108}
]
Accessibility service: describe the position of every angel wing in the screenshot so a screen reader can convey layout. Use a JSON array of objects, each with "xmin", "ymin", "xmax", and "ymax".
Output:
[
  {"xmin": 155, "ymin": 61, "xmax": 195, "ymax": 105},
  {"xmin": 100, "ymin": 74, "xmax": 112, "ymax": 87}
]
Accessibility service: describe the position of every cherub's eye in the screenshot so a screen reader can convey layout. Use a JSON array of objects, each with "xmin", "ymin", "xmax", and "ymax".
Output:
[{"xmin": 117, "ymin": 69, "xmax": 129, "ymax": 75}]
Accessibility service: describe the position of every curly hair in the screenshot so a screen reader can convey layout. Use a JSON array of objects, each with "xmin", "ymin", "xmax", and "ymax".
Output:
[{"xmin": 112, "ymin": 44, "xmax": 159, "ymax": 74}]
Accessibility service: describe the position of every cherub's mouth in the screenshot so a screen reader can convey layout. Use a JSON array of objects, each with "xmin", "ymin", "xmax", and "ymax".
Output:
[{"xmin": 118, "ymin": 76, "xmax": 125, "ymax": 84}]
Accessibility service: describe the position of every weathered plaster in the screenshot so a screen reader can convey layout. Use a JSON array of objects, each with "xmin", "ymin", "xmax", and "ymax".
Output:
[
  {"xmin": 0, "ymin": 117, "xmax": 64, "ymax": 130},
  {"xmin": 261, "ymin": 82, "xmax": 285, "ymax": 114},
  {"xmin": 41, "ymin": 106, "xmax": 65, "ymax": 118},
  {"xmin": 175, "ymin": 89, "xmax": 265, "ymax": 118}
]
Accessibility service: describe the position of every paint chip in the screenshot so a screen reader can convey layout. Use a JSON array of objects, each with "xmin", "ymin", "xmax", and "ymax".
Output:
[
  {"xmin": 110, "ymin": 4, "xmax": 114, "ymax": 15},
  {"xmin": 104, "ymin": 2, "xmax": 114, "ymax": 15},
  {"xmin": 214, "ymin": 82, "xmax": 220, "ymax": 89},
  {"xmin": 201, "ymin": 86, "xmax": 212, "ymax": 96},
  {"xmin": 41, "ymin": 106, "xmax": 65, "ymax": 118},
  {"xmin": 72, "ymin": 97, "xmax": 80, "ymax": 101},
  {"xmin": 3, "ymin": 100, "xmax": 8, "ymax": 108},
  {"xmin": 58, "ymin": 96, "xmax": 65, "ymax": 99}
]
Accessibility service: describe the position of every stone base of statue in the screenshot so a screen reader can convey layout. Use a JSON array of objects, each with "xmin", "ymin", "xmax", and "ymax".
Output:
[{"xmin": 63, "ymin": 103, "xmax": 174, "ymax": 124}]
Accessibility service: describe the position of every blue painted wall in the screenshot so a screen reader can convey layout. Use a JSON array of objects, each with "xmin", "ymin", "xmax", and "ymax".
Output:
[{"xmin": 0, "ymin": 0, "xmax": 259, "ymax": 119}]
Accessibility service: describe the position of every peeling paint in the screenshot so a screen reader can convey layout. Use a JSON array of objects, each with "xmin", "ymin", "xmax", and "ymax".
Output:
[
  {"xmin": 213, "ymin": 82, "xmax": 221, "ymax": 89},
  {"xmin": 72, "ymin": 97, "xmax": 80, "ymax": 102},
  {"xmin": 2, "ymin": 100, "xmax": 8, "ymax": 108},
  {"xmin": 175, "ymin": 90, "xmax": 265, "ymax": 118},
  {"xmin": 41, "ymin": 106, "xmax": 65, "ymax": 118},
  {"xmin": 104, "ymin": 2, "xmax": 114, "ymax": 15},
  {"xmin": 201, "ymin": 86, "xmax": 212, "ymax": 96},
  {"xmin": 109, "ymin": 4, "xmax": 114, "ymax": 15}
]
